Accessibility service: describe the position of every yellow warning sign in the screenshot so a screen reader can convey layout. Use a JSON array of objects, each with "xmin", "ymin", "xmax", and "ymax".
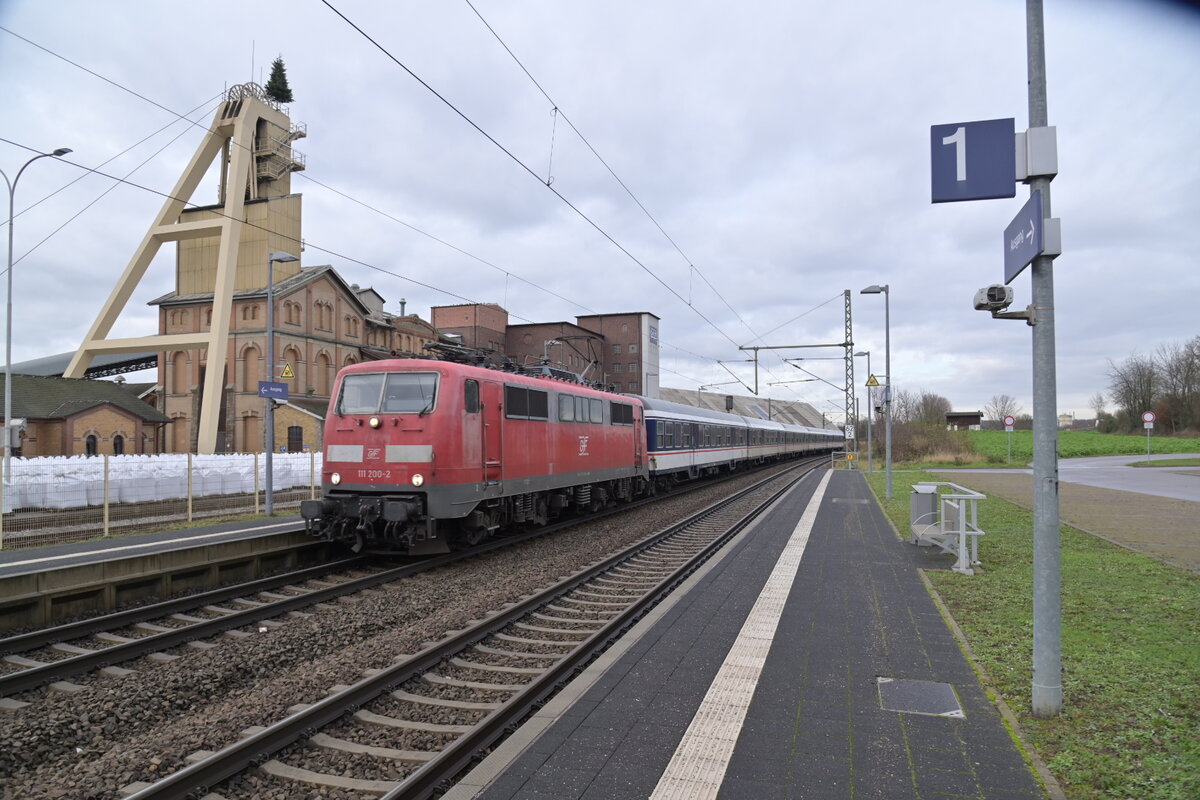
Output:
[
  {"xmin": 865, "ymin": 374, "xmax": 880, "ymax": 387},
  {"xmin": 280, "ymin": 363, "xmax": 296, "ymax": 379}
]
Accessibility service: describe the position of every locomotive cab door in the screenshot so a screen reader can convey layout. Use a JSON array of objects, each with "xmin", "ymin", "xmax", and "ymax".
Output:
[{"xmin": 481, "ymin": 380, "xmax": 504, "ymax": 483}]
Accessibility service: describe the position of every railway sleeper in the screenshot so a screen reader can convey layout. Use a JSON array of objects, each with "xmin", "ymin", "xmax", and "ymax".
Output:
[
  {"xmin": 258, "ymin": 759, "xmax": 399, "ymax": 796},
  {"xmin": 306, "ymin": 731, "xmax": 434, "ymax": 763}
]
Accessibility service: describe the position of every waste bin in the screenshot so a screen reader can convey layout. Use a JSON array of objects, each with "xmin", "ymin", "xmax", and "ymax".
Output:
[{"xmin": 910, "ymin": 484, "xmax": 939, "ymax": 545}]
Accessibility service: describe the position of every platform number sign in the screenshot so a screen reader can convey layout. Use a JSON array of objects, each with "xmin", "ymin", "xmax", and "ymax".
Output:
[{"xmin": 931, "ymin": 118, "xmax": 1017, "ymax": 203}]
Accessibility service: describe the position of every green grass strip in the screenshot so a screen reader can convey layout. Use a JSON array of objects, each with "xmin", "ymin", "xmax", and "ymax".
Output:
[{"xmin": 864, "ymin": 471, "xmax": 1200, "ymax": 800}]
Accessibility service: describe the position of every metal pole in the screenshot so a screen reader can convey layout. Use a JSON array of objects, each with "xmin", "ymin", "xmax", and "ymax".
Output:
[
  {"xmin": 265, "ymin": 256, "xmax": 276, "ymax": 516},
  {"xmin": 883, "ymin": 286, "xmax": 893, "ymax": 499},
  {"xmin": 1027, "ymin": 0, "xmax": 1062, "ymax": 717},
  {"xmin": 2, "ymin": 149, "xmax": 70, "ymax": 483},
  {"xmin": 864, "ymin": 352, "xmax": 873, "ymax": 474}
]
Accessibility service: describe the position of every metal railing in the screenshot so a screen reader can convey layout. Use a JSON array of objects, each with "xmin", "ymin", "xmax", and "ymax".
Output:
[
  {"xmin": 909, "ymin": 481, "xmax": 986, "ymax": 575},
  {"xmin": 0, "ymin": 452, "xmax": 320, "ymax": 550}
]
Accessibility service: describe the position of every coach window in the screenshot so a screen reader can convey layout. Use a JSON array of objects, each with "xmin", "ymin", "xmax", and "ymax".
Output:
[
  {"xmin": 590, "ymin": 398, "xmax": 603, "ymax": 424},
  {"xmin": 465, "ymin": 380, "xmax": 480, "ymax": 414},
  {"xmin": 559, "ymin": 394, "xmax": 575, "ymax": 422},
  {"xmin": 656, "ymin": 423, "xmax": 664, "ymax": 449}
]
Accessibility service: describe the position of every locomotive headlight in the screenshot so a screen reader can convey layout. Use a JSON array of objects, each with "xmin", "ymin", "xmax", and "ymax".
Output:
[
  {"xmin": 369, "ymin": 416, "xmax": 381, "ymax": 429},
  {"xmin": 330, "ymin": 472, "xmax": 342, "ymax": 485},
  {"xmin": 411, "ymin": 473, "xmax": 425, "ymax": 487}
]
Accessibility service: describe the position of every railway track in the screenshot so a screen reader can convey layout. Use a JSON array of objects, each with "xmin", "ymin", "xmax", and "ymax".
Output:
[
  {"xmin": 123, "ymin": 457, "xmax": 825, "ymax": 799},
  {"xmin": 0, "ymin": 460, "xmax": 811, "ymax": 704}
]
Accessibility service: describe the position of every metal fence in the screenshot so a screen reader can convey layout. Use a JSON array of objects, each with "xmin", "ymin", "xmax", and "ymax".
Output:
[{"xmin": 0, "ymin": 452, "xmax": 321, "ymax": 550}]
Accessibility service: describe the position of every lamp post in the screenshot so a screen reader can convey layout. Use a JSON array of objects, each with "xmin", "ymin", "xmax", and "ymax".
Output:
[
  {"xmin": 264, "ymin": 250, "xmax": 298, "ymax": 515},
  {"xmin": 860, "ymin": 285, "xmax": 892, "ymax": 498},
  {"xmin": 854, "ymin": 350, "xmax": 872, "ymax": 475},
  {"xmin": 3, "ymin": 148, "xmax": 72, "ymax": 480}
]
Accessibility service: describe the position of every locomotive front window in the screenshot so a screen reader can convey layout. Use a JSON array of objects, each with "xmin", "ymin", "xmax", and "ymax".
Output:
[
  {"xmin": 382, "ymin": 373, "xmax": 438, "ymax": 413},
  {"xmin": 338, "ymin": 372, "xmax": 438, "ymax": 414}
]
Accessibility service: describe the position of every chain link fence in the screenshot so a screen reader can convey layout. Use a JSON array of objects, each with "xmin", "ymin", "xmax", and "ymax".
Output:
[{"xmin": 0, "ymin": 452, "xmax": 321, "ymax": 550}]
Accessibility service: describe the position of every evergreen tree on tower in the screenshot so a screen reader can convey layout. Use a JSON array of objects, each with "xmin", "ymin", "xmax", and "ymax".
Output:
[{"xmin": 265, "ymin": 56, "xmax": 294, "ymax": 103}]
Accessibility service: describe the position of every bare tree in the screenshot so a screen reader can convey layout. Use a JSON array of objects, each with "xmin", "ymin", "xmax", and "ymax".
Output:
[
  {"xmin": 984, "ymin": 394, "xmax": 1021, "ymax": 421},
  {"xmin": 914, "ymin": 391, "xmax": 952, "ymax": 425},
  {"xmin": 1155, "ymin": 338, "xmax": 1200, "ymax": 432},
  {"xmin": 1089, "ymin": 392, "xmax": 1105, "ymax": 418},
  {"xmin": 891, "ymin": 388, "xmax": 918, "ymax": 424},
  {"xmin": 1107, "ymin": 352, "xmax": 1157, "ymax": 426}
]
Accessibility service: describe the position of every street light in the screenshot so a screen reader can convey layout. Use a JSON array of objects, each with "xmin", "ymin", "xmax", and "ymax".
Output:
[
  {"xmin": 265, "ymin": 250, "xmax": 299, "ymax": 515},
  {"xmin": 854, "ymin": 350, "xmax": 873, "ymax": 475},
  {"xmin": 860, "ymin": 284, "xmax": 892, "ymax": 498},
  {"xmin": 3, "ymin": 147, "xmax": 71, "ymax": 480}
]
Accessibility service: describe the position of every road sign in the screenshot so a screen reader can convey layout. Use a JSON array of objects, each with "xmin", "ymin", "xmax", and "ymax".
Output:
[
  {"xmin": 1141, "ymin": 411, "xmax": 1156, "ymax": 423},
  {"xmin": 279, "ymin": 363, "xmax": 296, "ymax": 379},
  {"xmin": 1004, "ymin": 190, "xmax": 1044, "ymax": 283},
  {"xmin": 1003, "ymin": 415, "xmax": 1016, "ymax": 431},
  {"xmin": 258, "ymin": 381, "xmax": 289, "ymax": 400},
  {"xmin": 931, "ymin": 118, "xmax": 1016, "ymax": 203},
  {"xmin": 865, "ymin": 374, "xmax": 880, "ymax": 387}
]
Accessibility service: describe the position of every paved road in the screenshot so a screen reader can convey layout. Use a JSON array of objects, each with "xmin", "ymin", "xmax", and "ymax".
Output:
[
  {"xmin": 933, "ymin": 454, "xmax": 1200, "ymax": 572},
  {"xmin": 939, "ymin": 453, "xmax": 1200, "ymax": 502}
]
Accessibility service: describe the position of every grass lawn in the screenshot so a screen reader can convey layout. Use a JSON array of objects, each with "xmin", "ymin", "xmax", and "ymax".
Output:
[
  {"xmin": 1127, "ymin": 458, "xmax": 1200, "ymax": 468},
  {"xmin": 864, "ymin": 470, "xmax": 1200, "ymax": 800},
  {"xmin": 969, "ymin": 430, "xmax": 1199, "ymax": 463}
]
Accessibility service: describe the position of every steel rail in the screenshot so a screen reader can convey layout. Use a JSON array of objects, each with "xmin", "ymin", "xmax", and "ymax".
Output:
[
  {"xmin": 0, "ymin": 554, "xmax": 364, "ymax": 656},
  {"xmin": 2, "ymin": 457, "xmax": 819, "ymax": 697},
  {"xmin": 125, "ymin": 457, "xmax": 823, "ymax": 800}
]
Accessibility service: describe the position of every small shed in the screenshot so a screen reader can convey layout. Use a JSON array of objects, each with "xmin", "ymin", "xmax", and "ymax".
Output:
[{"xmin": 946, "ymin": 411, "xmax": 984, "ymax": 431}]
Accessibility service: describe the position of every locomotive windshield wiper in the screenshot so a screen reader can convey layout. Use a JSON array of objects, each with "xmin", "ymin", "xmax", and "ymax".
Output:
[{"xmin": 418, "ymin": 397, "xmax": 434, "ymax": 417}]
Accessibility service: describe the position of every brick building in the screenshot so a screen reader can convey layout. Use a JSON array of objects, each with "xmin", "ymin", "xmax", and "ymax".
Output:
[
  {"xmin": 431, "ymin": 303, "xmax": 661, "ymax": 397},
  {"xmin": 0, "ymin": 374, "xmax": 170, "ymax": 457}
]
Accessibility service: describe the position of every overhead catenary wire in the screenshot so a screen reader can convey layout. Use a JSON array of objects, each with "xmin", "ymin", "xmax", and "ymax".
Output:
[
  {"xmin": 319, "ymin": 0, "xmax": 744, "ymax": 352},
  {"xmin": 1, "ymin": 24, "xmax": 828, "ymax": 404},
  {"xmin": 461, "ymin": 0, "xmax": 766, "ymax": 345}
]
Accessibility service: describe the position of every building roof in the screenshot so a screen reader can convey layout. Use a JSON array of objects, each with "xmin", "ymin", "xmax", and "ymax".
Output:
[
  {"xmin": 0, "ymin": 374, "xmax": 171, "ymax": 423},
  {"xmin": 285, "ymin": 397, "xmax": 330, "ymax": 419},
  {"xmin": 576, "ymin": 311, "xmax": 660, "ymax": 320},
  {"xmin": 660, "ymin": 387, "xmax": 824, "ymax": 428},
  {"xmin": 148, "ymin": 264, "xmax": 372, "ymax": 317},
  {"xmin": 10, "ymin": 350, "xmax": 158, "ymax": 378}
]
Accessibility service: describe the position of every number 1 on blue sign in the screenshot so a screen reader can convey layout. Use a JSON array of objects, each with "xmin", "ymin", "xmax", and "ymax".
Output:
[{"xmin": 942, "ymin": 126, "xmax": 966, "ymax": 182}]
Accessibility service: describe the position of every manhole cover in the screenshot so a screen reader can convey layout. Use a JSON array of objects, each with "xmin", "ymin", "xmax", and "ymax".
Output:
[{"xmin": 877, "ymin": 677, "xmax": 964, "ymax": 718}]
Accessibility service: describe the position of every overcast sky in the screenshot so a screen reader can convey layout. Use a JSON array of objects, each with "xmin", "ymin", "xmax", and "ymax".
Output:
[{"xmin": 1, "ymin": 0, "xmax": 1197, "ymax": 421}]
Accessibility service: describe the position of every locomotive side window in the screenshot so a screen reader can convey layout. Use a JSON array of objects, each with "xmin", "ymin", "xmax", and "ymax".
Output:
[
  {"xmin": 505, "ymin": 385, "xmax": 528, "ymax": 418},
  {"xmin": 465, "ymin": 380, "xmax": 480, "ymax": 413},
  {"xmin": 575, "ymin": 396, "xmax": 589, "ymax": 422},
  {"xmin": 505, "ymin": 385, "xmax": 549, "ymax": 420},
  {"xmin": 559, "ymin": 394, "xmax": 575, "ymax": 422},
  {"xmin": 609, "ymin": 402, "xmax": 633, "ymax": 425},
  {"xmin": 590, "ymin": 398, "xmax": 603, "ymax": 424}
]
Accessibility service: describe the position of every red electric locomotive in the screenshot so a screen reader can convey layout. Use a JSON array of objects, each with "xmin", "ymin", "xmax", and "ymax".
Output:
[{"xmin": 301, "ymin": 359, "xmax": 650, "ymax": 553}]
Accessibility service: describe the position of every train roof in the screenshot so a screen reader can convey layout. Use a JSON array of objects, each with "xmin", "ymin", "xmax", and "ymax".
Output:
[
  {"xmin": 339, "ymin": 359, "xmax": 642, "ymax": 402},
  {"xmin": 630, "ymin": 394, "xmax": 834, "ymax": 436}
]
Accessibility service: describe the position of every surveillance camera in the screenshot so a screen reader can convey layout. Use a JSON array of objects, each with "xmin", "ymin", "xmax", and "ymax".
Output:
[{"xmin": 973, "ymin": 284, "xmax": 1014, "ymax": 312}]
